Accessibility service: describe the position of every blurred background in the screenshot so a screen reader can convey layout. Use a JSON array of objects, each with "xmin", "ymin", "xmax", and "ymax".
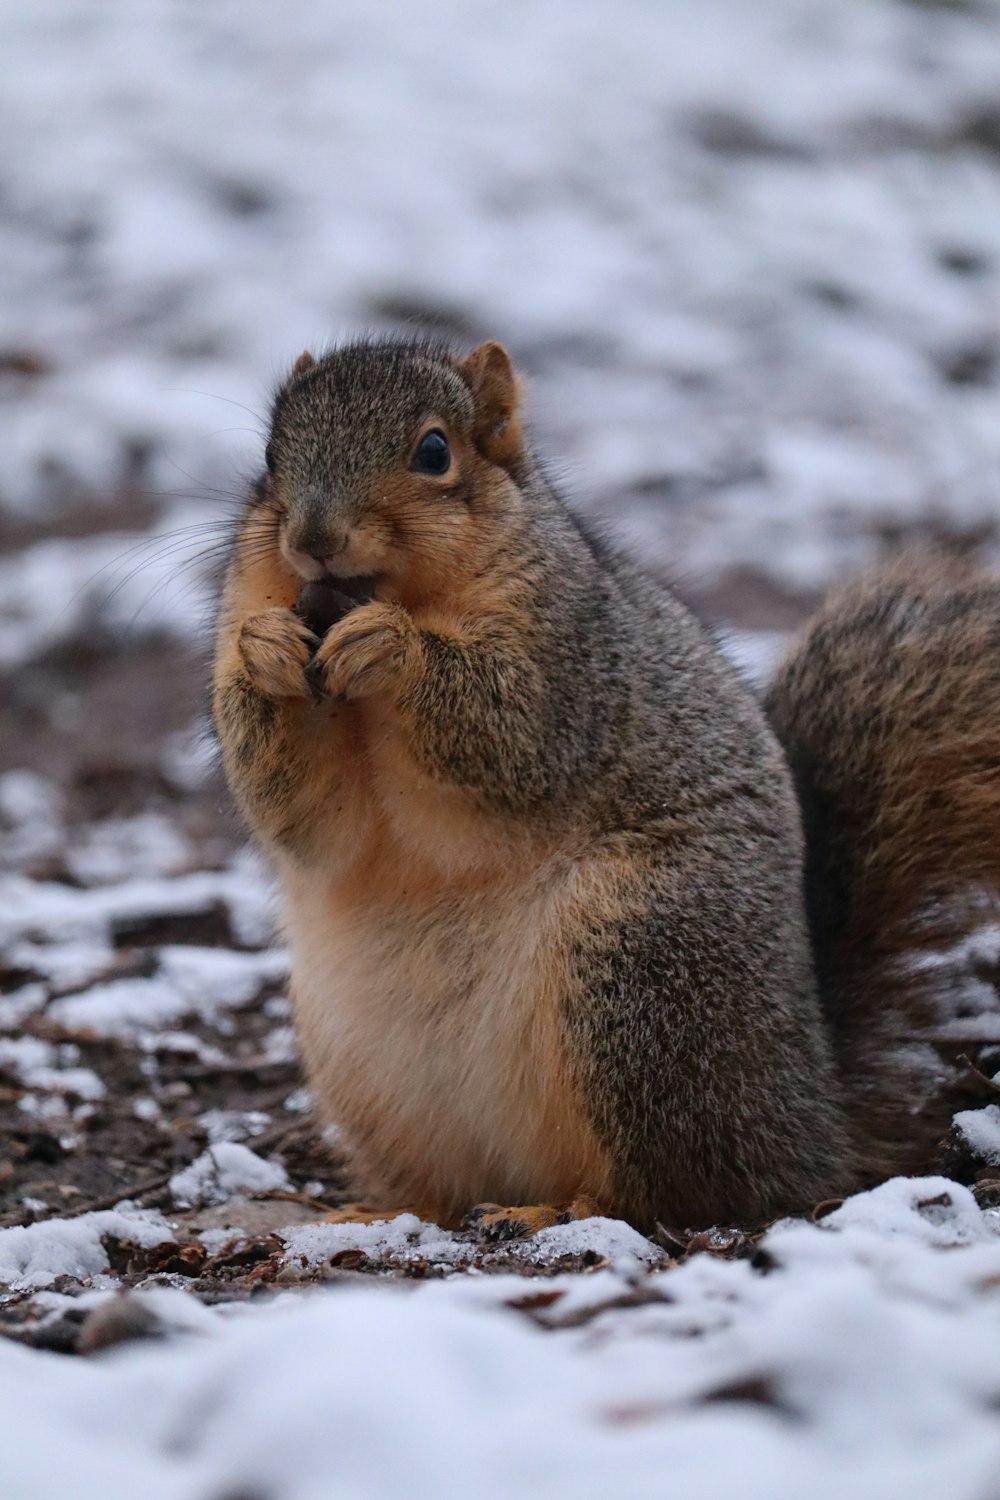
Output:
[{"xmin": 1, "ymin": 0, "xmax": 1000, "ymax": 1230}]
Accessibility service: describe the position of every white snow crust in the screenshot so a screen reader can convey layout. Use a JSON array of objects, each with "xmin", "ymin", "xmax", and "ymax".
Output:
[
  {"xmin": 280, "ymin": 1212, "xmax": 662, "ymax": 1276},
  {"xmin": 0, "ymin": 1183, "xmax": 999, "ymax": 1498},
  {"xmin": 169, "ymin": 1144, "xmax": 291, "ymax": 1210},
  {"xmin": 0, "ymin": 1208, "xmax": 173, "ymax": 1293},
  {"xmin": 48, "ymin": 945, "xmax": 290, "ymax": 1040},
  {"xmin": 955, "ymin": 1103, "xmax": 1000, "ymax": 1166},
  {"xmin": 0, "ymin": 855, "xmax": 277, "ymax": 952}
]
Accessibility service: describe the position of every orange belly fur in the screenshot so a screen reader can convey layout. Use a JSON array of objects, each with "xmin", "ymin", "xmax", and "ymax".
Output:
[{"xmin": 277, "ymin": 789, "xmax": 614, "ymax": 1218}]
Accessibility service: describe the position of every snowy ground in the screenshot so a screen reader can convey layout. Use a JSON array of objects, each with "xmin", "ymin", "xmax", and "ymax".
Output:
[{"xmin": 3, "ymin": 0, "xmax": 1000, "ymax": 1495}]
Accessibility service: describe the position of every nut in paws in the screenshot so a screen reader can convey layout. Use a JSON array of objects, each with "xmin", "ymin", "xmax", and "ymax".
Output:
[{"xmin": 309, "ymin": 602, "xmax": 419, "ymax": 701}]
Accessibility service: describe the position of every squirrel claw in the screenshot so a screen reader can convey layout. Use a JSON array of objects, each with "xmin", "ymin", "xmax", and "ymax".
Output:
[{"xmin": 304, "ymin": 656, "xmax": 328, "ymax": 705}]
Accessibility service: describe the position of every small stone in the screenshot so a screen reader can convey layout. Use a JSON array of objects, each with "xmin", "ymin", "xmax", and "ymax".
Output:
[{"xmin": 77, "ymin": 1292, "xmax": 162, "ymax": 1354}]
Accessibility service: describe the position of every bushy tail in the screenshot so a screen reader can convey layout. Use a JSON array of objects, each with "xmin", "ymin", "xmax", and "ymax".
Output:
[{"xmin": 766, "ymin": 555, "xmax": 1000, "ymax": 1179}]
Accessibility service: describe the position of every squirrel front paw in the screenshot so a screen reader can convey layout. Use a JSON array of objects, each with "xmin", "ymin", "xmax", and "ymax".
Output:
[
  {"xmin": 309, "ymin": 602, "xmax": 420, "ymax": 701},
  {"xmin": 238, "ymin": 608, "xmax": 319, "ymax": 699}
]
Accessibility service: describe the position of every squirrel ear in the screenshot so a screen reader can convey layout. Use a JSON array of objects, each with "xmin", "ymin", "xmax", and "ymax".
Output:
[
  {"xmin": 291, "ymin": 350, "xmax": 316, "ymax": 378},
  {"xmin": 461, "ymin": 341, "xmax": 523, "ymax": 468}
]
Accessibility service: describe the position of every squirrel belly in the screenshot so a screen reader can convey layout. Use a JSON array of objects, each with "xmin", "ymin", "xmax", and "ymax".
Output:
[
  {"xmin": 767, "ymin": 555, "xmax": 1000, "ymax": 1183},
  {"xmin": 279, "ymin": 844, "xmax": 616, "ymax": 1219},
  {"xmin": 213, "ymin": 336, "xmax": 851, "ymax": 1232}
]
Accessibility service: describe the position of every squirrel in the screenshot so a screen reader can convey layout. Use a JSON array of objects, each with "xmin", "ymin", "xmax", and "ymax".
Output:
[{"xmin": 212, "ymin": 336, "xmax": 997, "ymax": 1234}]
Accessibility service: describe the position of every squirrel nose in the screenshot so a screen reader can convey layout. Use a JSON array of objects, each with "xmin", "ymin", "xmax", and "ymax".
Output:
[
  {"xmin": 314, "ymin": 534, "xmax": 349, "ymax": 565},
  {"xmin": 288, "ymin": 525, "xmax": 349, "ymax": 565}
]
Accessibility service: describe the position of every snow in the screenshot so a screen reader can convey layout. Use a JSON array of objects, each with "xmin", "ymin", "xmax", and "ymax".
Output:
[
  {"xmin": 0, "ymin": 516, "xmax": 217, "ymax": 671},
  {"xmin": 0, "ymin": 1184, "xmax": 999, "ymax": 1498},
  {"xmin": 0, "ymin": 1035, "xmax": 106, "ymax": 1102},
  {"xmin": 282, "ymin": 1213, "xmax": 471, "ymax": 1270},
  {"xmin": 169, "ymin": 1143, "xmax": 291, "ymax": 1209},
  {"xmin": 820, "ymin": 1175, "xmax": 995, "ymax": 1247},
  {"xmin": 279, "ymin": 1212, "xmax": 661, "ymax": 1276},
  {"xmin": 886, "ymin": 915, "xmax": 1000, "ymax": 1042},
  {"xmin": 0, "ymin": 855, "xmax": 278, "ymax": 954},
  {"xmin": 0, "ymin": 1208, "xmax": 172, "ymax": 1293},
  {"xmin": 954, "ymin": 1104, "xmax": 1000, "ymax": 1166},
  {"xmin": 65, "ymin": 814, "xmax": 193, "ymax": 887},
  {"xmin": 0, "ymin": 770, "xmax": 66, "ymax": 870},
  {"xmin": 197, "ymin": 1107, "xmax": 272, "ymax": 1145},
  {"xmin": 528, "ymin": 1216, "xmax": 659, "ymax": 1268},
  {"xmin": 49, "ymin": 945, "xmax": 289, "ymax": 1040},
  {"xmin": 720, "ymin": 629, "xmax": 788, "ymax": 685},
  {"xmin": 282, "ymin": 1086, "xmax": 313, "ymax": 1114}
]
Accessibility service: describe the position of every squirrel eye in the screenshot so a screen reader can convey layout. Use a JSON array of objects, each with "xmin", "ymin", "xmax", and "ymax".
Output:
[
  {"xmin": 411, "ymin": 429, "xmax": 451, "ymax": 476},
  {"xmin": 264, "ymin": 440, "xmax": 276, "ymax": 473}
]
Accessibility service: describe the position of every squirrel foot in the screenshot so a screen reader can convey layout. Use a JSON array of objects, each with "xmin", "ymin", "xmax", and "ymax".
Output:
[
  {"xmin": 309, "ymin": 602, "xmax": 418, "ymax": 701},
  {"xmin": 317, "ymin": 1201, "xmax": 448, "ymax": 1227},
  {"xmin": 239, "ymin": 608, "xmax": 319, "ymax": 699},
  {"xmin": 464, "ymin": 1198, "xmax": 601, "ymax": 1244}
]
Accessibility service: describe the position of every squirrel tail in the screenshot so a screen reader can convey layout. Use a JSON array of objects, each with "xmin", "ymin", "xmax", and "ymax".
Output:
[{"xmin": 765, "ymin": 554, "xmax": 1000, "ymax": 1179}]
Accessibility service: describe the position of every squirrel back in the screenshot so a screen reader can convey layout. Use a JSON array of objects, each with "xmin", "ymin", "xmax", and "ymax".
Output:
[{"xmin": 766, "ymin": 554, "xmax": 1000, "ymax": 1178}]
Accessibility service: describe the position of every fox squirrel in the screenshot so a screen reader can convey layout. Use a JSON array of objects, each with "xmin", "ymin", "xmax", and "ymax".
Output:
[{"xmin": 212, "ymin": 337, "xmax": 997, "ymax": 1232}]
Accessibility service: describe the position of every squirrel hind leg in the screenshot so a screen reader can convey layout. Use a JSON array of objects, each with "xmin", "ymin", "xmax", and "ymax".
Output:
[{"xmin": 463, "ymin": 1197, "xmax": 601, "ymax": 1244}]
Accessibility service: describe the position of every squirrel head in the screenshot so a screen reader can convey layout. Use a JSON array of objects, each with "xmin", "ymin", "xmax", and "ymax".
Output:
[{"xmin": 256, "ymin": 337, "xmax": 527, "ymax": 604}]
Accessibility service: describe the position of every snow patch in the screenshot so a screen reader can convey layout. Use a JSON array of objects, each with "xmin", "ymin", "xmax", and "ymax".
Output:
[
  {"xmin": 198, "ymin": 1108, "xmax": 272, "ymax": 1144},
  {"xmin": 48, "ymin": 944, "xmax": 288, "ymax": 1039},
  {"xmin": 0, "ymin": 862, "xmax": 275, "ymax": 949},
  {"xmin": 0, "ymin": 1035, "xmax": 105, "ymax": 1101},
  {"xmin": 954, "ymin": 1104, "xmax": 1000, "ymax": 1166},
  {"xmin": 282, "ymin": 1213, "xmax": 666, "ymax": 1275},
  {"xmin": 282, "ymin": 1214, "xmax": 460, "ymax": 1269},
  {"xmin": 169, "ymin": 1143, "xmax": 290, "ymax": 1209},
  {"xmin": 822, "ymin": 1176, "xmax": 994, "ymax": 1248},
  {"xmin": 0, "ymin": 1209, "xmax": 173, "ymax": 1292},
  {"xmin": 65, "ymin": 814, "xmax": 193, "ymax": 886},
  {"xmin": 526, "ymin": 1216, "xmax": 660, "ymax": 1268}
]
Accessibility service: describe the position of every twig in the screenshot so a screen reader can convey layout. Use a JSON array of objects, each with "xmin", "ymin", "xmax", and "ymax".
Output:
[
  {"xmin": 246, "ymin": 1188, "xmax": 341, "ymax": 1211},
  {"xmin": 0, "ymin": 1171, "xmax": 176, "ymax": 1229},
  {"xmin": 957, "ymin": 1054, "xmax": 1000, "ymax": 1094}
]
